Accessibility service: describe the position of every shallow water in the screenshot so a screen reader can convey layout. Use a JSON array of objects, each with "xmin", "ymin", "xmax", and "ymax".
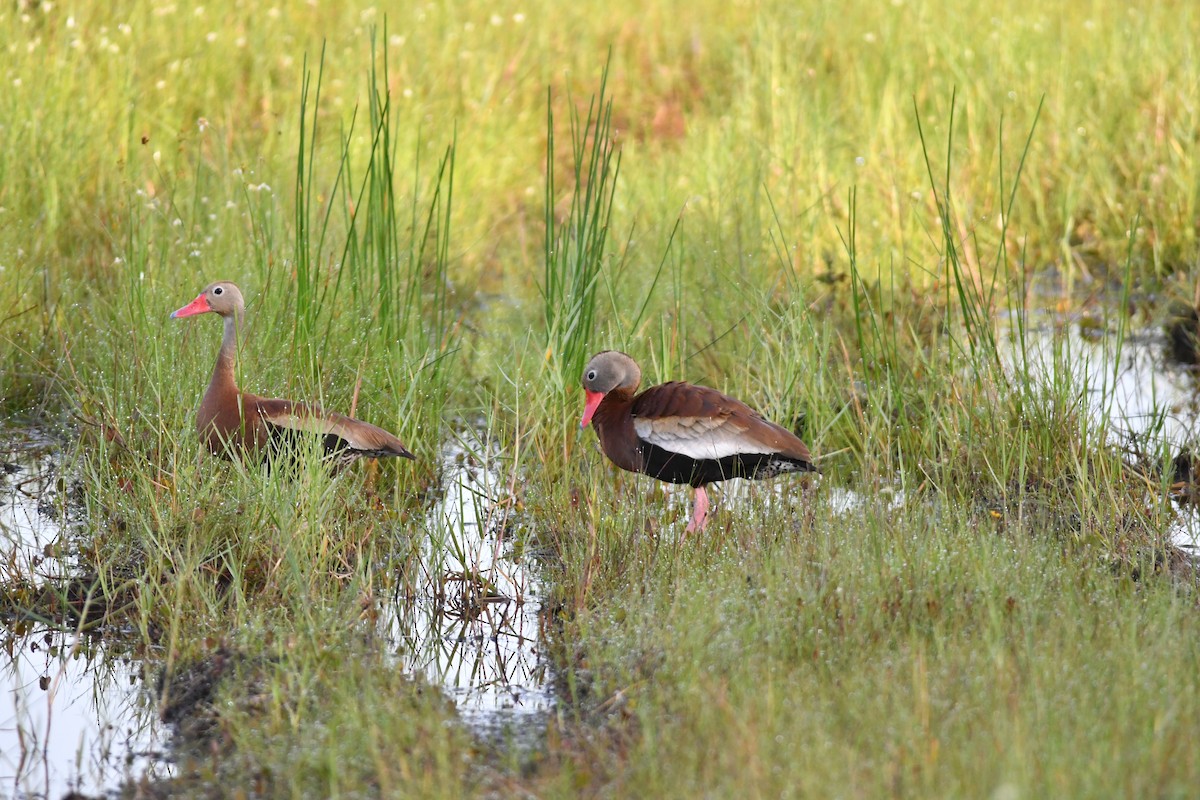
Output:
[
  {"xmin": 1, "ymin": 435, "xmax": 69, "ymax": 584},
  {"xmin": 0, "ymin": 433, "xmax": 171, "ymax": 798},
  {"xmin": 695, "ymin": 320, "xmax": 1200, "ymax": 554},
  {"xmin": 1013, "ymin": 322, "xmax": 1199, "ymax": 552},
  {"xmin": 0, "ymin": 632, "xmax": 169, "ymax": 799},
  {"xmin": 381, "ymin": 427, "xmax": 553, "ymax": 742}
]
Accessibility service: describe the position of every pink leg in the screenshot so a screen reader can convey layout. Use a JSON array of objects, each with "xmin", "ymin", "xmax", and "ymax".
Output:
[{"xmin": 686, "ymin": 486, "xmax": 710, "ymax": 533}]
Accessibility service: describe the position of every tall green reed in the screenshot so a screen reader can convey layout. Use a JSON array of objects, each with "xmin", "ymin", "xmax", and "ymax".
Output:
[
  {"xmin": 541, "ymin": 63, "xmax": 622, "ymax": 389},
  {"xmin": 283, "ymin": 33, "xmax": 461, "ymax": 452}
]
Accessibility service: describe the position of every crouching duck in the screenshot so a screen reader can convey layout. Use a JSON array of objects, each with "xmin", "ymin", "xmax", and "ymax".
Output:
[{"xmin": 171, "ymin": 281, "xmax": 414, "ymax": 465}]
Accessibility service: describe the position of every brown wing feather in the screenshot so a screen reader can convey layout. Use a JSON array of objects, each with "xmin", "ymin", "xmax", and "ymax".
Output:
[
  {"xmin": 632, "ymin": 381, "xmax": 813, "ymax": 462},
  {"xmin": 632, "ymin": 381, "xmax": 753, "ymax": 420},
  {"xmin": 255, "ymin": 398, "xmax": 415, "ymax": 458}
]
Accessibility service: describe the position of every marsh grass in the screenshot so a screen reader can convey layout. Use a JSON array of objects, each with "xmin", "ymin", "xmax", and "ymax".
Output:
[
  {"xmin": 1, "ymin": 1, "xmax": 1199, "ymax": 796},
  {"xmin": 528, "ymin": 499, "xmax": 1200, "ymax": 798}
]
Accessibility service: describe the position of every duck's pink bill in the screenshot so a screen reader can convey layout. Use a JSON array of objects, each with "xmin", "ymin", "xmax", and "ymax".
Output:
[
  {"xmin": 581, "ymin": 390, "xmax": 605, "ymax": 428},
  {"xmin": 171, "ymin": 293, "xmax": 211, "ymax": 319}
]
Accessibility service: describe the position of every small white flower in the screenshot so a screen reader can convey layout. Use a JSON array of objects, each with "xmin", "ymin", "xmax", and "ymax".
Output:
[
  {"xmin": 153, "ymin": 150, "xmax": 162, "ymax": 166},
  {"xmin": 513, "ymin": 12, "xmax": 525, "ymax": 23},
  {"xmin": 206, "ymin": 32, "xmax": 217, "ymax": 43},
  {"xmin": 855, "ymin": 156, "xmax": 866, "ymax": 166}
]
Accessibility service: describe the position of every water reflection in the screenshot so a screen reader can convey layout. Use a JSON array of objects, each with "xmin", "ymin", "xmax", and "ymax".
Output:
[
  {"xmin": 766, "ymin": 319, "xmax": 1200, "ymax": 553},
  {"xmin": 1, "ymin": 629, "xmax": 169, "ymax": 799},
  {"xmin": 1011, "ymin": 323, "xmax": 1199, "ymax": 551},
  {"xmin": 1, "ymin": 432, "xmax": 170, "ymax": 798},
  {"xmin": 1, "ymin": 436, "xmax": 69, "ymax": 584},
  {"xmin": 1014, "ymin": 325, "xmax": 1200, "ymax": 447},
  {"xmin": 383, "ymin": 428, "xmax": 553, "ymax": 736}
]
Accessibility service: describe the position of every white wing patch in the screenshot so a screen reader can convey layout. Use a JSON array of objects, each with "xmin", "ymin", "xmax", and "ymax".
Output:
[{"xmin": 634, "ymin": 415, "xmax": 768, "ymax": 460}]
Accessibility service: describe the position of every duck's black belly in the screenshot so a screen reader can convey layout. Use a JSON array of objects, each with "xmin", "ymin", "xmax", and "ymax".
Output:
[{"xmin": 639, "ymin": 441, "xmax": 814, "ymax": 488}]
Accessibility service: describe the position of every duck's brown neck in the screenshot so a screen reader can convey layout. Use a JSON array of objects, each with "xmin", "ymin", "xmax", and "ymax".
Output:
[
  {"xmin": 592, "ymin": 387, "xmax": 642, "ymax": 472},
  {"xmin": 205, "ymin": 312, "xmax": 242, "ymax": 400}
]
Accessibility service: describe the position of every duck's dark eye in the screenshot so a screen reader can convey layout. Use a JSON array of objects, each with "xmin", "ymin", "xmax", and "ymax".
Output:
[
  {"xmin": 213, "ymin": 286, "xmax": 224, "ymax": 296},
  {"xmin": 586, "ymin": 370, "xmax": 597, "ymax": 382}
]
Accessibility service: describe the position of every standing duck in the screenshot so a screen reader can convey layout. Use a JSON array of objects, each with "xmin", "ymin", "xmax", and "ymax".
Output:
[
  {"xmin": 171, "ymin": 281, "xmax": 415, "ymax": 465},
  {"xmin": 580, "ymin": 350, "xmax": 816, "ymax": 531}
]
